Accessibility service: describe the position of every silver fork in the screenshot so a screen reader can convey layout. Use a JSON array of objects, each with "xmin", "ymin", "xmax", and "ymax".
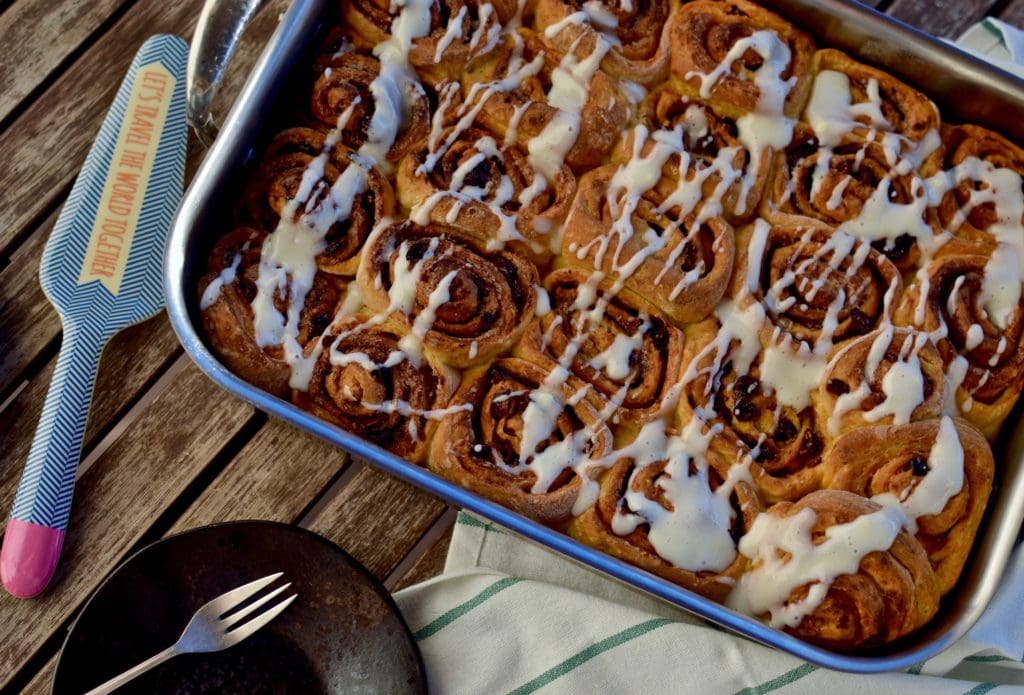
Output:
[{"xmin": 84, "ymin": 572, "xmax": 297, "ymax": 695}]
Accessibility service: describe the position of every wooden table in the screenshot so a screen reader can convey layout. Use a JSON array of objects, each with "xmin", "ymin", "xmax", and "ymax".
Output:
[{"xmin": 0, "ymin": 0, "xmax": 1019, "ymax": 690}]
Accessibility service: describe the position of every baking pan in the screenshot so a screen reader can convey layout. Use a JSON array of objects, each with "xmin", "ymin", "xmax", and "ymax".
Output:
[{"xmin": 164, "ymin": 0, "xmax": 1024, "ymax": 672}]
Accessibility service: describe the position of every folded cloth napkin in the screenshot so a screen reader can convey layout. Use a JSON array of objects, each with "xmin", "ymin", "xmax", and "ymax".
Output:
[{"xmin": 394, "ymin": 22, "xmax": 1024, "ymax": 695}]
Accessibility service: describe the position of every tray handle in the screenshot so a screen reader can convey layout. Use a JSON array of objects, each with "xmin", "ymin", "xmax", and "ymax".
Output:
[{"xmin": 187, "ymin": 0, "xmax": 267, "ymax": 147}]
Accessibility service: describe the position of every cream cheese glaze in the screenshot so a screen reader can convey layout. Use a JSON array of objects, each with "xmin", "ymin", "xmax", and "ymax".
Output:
[{"xmin": 198, "ymin": 0, "xmax": 1012, "ymax": 649}]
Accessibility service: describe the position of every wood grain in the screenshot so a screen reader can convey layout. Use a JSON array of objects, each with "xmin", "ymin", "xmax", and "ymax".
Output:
[
  {"xmin": 0, "ymin": 0, "xmax": 132, "ymax": 125},
  {"xmin": 170, "ymin": 418, "xmax": 350, "ymax": 532},
  {"xmin": 0, "ymin": 316, "xmax": 181, "ymax": 539},
  {"xmin": 0, "ymin": 0, "xmax": 291, "ymax": 260},
  {"xmin": 393, "ymin": 521, "xmax": 456, "ymax": 591},
  {"xmin": 308, "ymin": 463, "xmax": 449, "ymax": 579},
  {"xmin": 885, "ymin": 0, "xmax": 1000, "ymax": 38},
  {"xmin": 0, "ymin": 364, "xmax": 255, "ymax": 690},
  {"xmin": 0, "ymin": 211, "xmax": 60, "ymax": 397},
  {"xmin": 999, "ymin": 0, "xmax": 1024, "ymax": 28}
]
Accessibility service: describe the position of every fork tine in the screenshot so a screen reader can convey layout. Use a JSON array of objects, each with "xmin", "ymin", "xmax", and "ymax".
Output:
[
  {"xmin": 220, "ymin": 583, "xmax": 291, "ymax": 630},
  {"xmin": 203, "ymin": 572, "xmax": 285, "ymax": 616},
  {"xmin": 223, "ymin": 594, "xmax": 298, "ymax": 646}
]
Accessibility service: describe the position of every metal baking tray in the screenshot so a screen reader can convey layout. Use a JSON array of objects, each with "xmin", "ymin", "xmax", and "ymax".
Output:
[{"xmin": 165, "ymin": 0, "xmax": 1024, "ymax": 672}]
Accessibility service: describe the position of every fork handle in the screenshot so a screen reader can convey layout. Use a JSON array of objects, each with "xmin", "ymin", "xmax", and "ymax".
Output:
[
  {"xmin": 1, "ymin": 322, "xmax": 105, "ymax": 598},
  {"xmin": 84, "ymin": 646, "xmax": 178, "ymax": 695}
]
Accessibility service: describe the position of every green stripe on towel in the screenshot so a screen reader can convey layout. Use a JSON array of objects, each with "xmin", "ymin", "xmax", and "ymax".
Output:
[
  {"xmin": 414, "ymin": 577, "xmax": 524, "ymax": 641},
  {"xmin": 505, "ymin": 618, "xmax": 674, "ymax": 695},
  {"xmin": 734, "ymin": 663, "xmax": 818, "ymax": 695},
  {"xmin": 962, "ymin": 683, "xmax": 998, "ymax": 695}
]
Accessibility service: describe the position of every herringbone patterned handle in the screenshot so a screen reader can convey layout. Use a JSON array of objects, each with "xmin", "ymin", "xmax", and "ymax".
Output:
[{"xmin": 11, "ymin": 321, "xmax": 105, "ymax": 530}]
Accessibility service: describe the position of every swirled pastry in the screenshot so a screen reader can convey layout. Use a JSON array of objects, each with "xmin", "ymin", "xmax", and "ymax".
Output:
[
  {"xmin": 198, "ymin": 0, "xmax": 1019, "ymax": 652},
  {"xmin": 822, "ymin": 417, "xmax": 993, "ymax": 594}
]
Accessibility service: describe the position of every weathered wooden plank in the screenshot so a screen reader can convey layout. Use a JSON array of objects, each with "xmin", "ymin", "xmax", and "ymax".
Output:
[
  {"xmin": 170, "ymin": 418, "xmax": 350, "ymax": 532},
  {"xmin": 308, "ymin": 464, "xmax": 449, "ymax": 580},
  {"xmin": 0, "ymin": 208, "xmax": 64, "ymax": 397},
  {"xmin": 885, "ymin": 0, "xmax": 998, "ymax": 38},
  {"xmin": 0, "ymin": 315, "xmax": 181, "ymax": 534},
  {"xmin": 21, "ymin": 656, "xmax": 55, "ymax": 695},
  {"xmin": 0, "ymin": 0, "xmax": 132, "ymax": 126},
  {"xmin": 0, "ymin": 0, "xmax": 291, "ymax": 259},
  {"xmin": 998, "ymin": 0, "xmax": 1024, "ymax": 29},
  {"xmin": 0, "ymin": 363, "xmax": 255, "ymax": 689},
  {"xmin": 392, "ymin": 521, "xmax": 455, "ymax": 591}
]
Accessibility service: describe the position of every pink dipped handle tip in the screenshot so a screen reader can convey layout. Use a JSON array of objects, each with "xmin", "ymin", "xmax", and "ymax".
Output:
[{"xmin": 1, "ymin": 519, "xmax": 65, "ymax": 598}]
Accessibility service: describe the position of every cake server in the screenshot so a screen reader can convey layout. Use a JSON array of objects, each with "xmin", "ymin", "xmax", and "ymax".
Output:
[{"xmin": 0, "ymin": 35, "xmax": 189, "ymax": 599}]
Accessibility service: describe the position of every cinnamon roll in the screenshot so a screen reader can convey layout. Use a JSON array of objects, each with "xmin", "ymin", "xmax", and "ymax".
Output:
[
  {"xmin": 677, "ymin": 317, "xmax": 827, "ymax": 503},
  {"xmin": 200, "ymin": 228, "xmax": 347, "ymax": 397},
  {"xmin": 894, "ymin": 254, "xmax": 1024, "ymax": 438},
  {"xmin": 668, "ymin": 0, "xmax": 815, "ymax": 118},
  {"xmin": 928, "ymin": 124, "xmax": 1024, "ymax": 255},
  {"xmin": 817, "ymin": 327, "xmax": 945, "ymax": 442},
  {"xmin": 356, "ymin": 220, "xmax": 539, "ymax": 368},
  {"xmin": 532, "ymin": 0, "xmax": 674, "ymax": 86},
  {"xmin": 517, "ymin": 268, "xmax": 685, "ymax": 429},
  {"xmin": 614, "ymin": 89, "xmax": 771, "ymax": 223},
  {"xmin": 804, "ymin": 49, "xmax": 940, "ymax": 156},
  {"xmin": 822, "ymin": 417, "xmax": 994, "ymax": 594},
  {"xmin": 728, "ymin": 490, "xmax": 940, "ymax": 650},
  {"xmin": 429, "ymin": 357, "xmax": 614, "ymax": 524},
  {"xmin": 563, "ymin": 165, "xmax": 735, "ymax": 327},
  {"xmin": 244, "ymin": 128, "xmax": 395, "ymax": 275},
  {"xmin": 763, "ymin": 125, "xmax": 938, "ymax": 271},
  {"xmin": 733, "ymin": 220, "xmax": 902, "ymax": 347},
  {"xmin": 293, "ymin": 315, "xmax": 457, "ymax": 463},
  {"xmin": 458, "ymin": 30, "xmax": 631, "ymax": 174},
  {"xmin": 569, "ymin": 427, "xmax": 762, "ymax": 600},
  {"xmin": 310, "ymin": 51, "xmax": 430, "ymax": 162},
  {"xmin": 397, "ymin": 125, "xmax": 575, "ymax": 258},
  {"xmin": 341, "ymin": 0, "xmax": 516, "ymax": 84}
]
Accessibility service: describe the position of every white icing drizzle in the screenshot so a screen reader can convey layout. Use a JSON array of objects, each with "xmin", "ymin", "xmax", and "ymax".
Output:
[
  {"xmin": 199, "ymin": 253, "xmax": 241, "ymax": 310},
  {"xmin": 826, "ymin": 327, "xmax": 931, "ymax": 435},
  {"xmin": 433, "ymin": 5, "xmax": 467, "ymax": 63},
  {"xmin": 727, "ymin": 505, "xmax": 905, "ymax": 628},
  {"xmin": 685, "ymin": 30, "xmax": 798, "ymax": 214},
  {"xmin": 528, "ymin": 34, "xmax": 612, "ymax": 181},
  {"xmin": 609, "ymin": 420, "xmax": 738, "ymax": 572},
  {"xmin": 872, "ymin": 416, "xmax": 965, "ymax": 534}
]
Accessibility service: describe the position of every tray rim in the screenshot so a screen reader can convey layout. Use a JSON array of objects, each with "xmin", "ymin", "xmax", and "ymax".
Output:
[{"xmin": 163, "ymin": 0, "xmax": 1024, "ymax": 673}]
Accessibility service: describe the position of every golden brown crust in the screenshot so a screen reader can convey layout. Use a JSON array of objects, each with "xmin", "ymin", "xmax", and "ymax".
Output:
[
  {"xmin": 928, "ymin": 123, "xmax": 1024, "ymax": 251},
  {"xmin": 817, "ymin": 328, "xmax": 946, "ymax": 442},
  {"xmin": 894, "ymin": 254, "xmax": 1024, "ymax": 438},
  {"xmin": 568, "ymin": 452, "xmax": 761, "ymax": 600},
  {"xmin": 293, "ymin": 315, "xmax": 457, "ymax": 463},
  {"xmin": 616, "ymin": 87, "xmax": 772, "ymax": 224},
  {"xmin": 563, "ymin": 165, "xmax": 735, "ymax": 327},
  {"xmin": 516, "ymin": 268, "xmax": 685, "ymax": 430},
  {"xmin": 532, "ymin": 0, "xmax": 675, "ymax": 85},
  {"xmin": 309, "ymin": 51, "xmax": 431, "ymax": 162},
  {"xmin": 429, "ymin": 357, "xmax": 614, "ymax": 524},
  {"xmin": 733, "ymin": 220, "xmax": 902, "ymax": 346},
  {"xmin": 822, "ymin": 419, "xmax": 993, "ymax": 594},
  {"xmin": 460, "ymin": 30, "xmax": 631, "ymax": 172},
  {"xmin": 356, "ymin": 220, "xmax": 539, "ymax": 368},
  {"xmin": 396, "ymin": 125, "xmax": 575, "ymax": 260},
  {"xmin": 740, "ymin": 490, "xmax": 940, "ymax": 650},
  {"xmin": 808, "ymin": 49, "xmax": 940, "ymax": 151},
  {"xmin": 243, "ymin": 128, "xmax": 395, "ymax": 276},
  {"xmin": 676, "ymin": 319, "xmax": 827, "ymax": 503},
  {"xmin": 668, "ymin": 0, "xmax": 815, "ymax": 118}
]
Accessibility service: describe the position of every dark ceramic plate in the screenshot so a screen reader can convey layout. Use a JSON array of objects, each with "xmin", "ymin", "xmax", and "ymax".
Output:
[{"xmin": 52, "ymin": 521, "xmax": 425, "ymax": 694}]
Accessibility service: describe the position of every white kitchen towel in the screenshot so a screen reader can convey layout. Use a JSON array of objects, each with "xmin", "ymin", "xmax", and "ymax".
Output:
[{"xmin": 393, "ymin": 21, "xmax": 1024, "ymax": 695}]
